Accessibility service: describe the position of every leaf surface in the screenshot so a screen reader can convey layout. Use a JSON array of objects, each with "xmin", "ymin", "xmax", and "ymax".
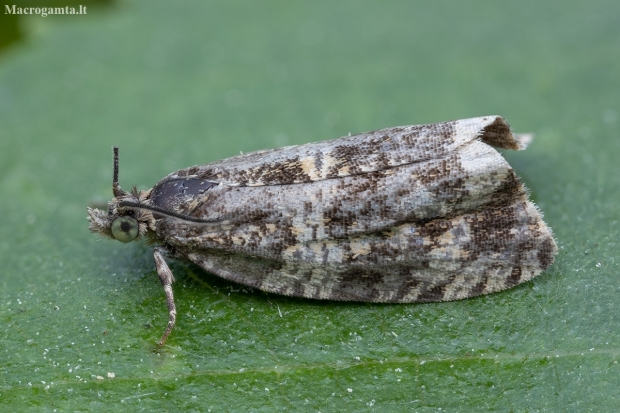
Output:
[{"xmin": 1, "ymin": 1, "xmax": 619, "ymax": 411}]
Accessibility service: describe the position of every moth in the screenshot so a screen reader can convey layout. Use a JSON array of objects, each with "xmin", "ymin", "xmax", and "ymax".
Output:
[{"xmin": 88, "ymin": 116, "xmax": 557, "ymax": 345}]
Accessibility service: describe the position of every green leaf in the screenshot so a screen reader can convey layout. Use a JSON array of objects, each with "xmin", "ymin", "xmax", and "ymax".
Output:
[{"xmin": 1, "ymin": 0, "xmax": 619, "ymax": 411}]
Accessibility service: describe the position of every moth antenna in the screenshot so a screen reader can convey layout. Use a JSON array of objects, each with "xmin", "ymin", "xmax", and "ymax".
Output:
[
  {"xmin": 118, "ymin": 201, "xmax": 220, "ymax": 224},
  {"xmin": 112, "ymin": 146, "xmax": 127, "ymax": 197}
]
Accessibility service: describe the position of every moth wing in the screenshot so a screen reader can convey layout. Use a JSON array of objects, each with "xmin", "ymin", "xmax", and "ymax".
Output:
[
  {"xmin": 166, "ymin": 116, "xmax": 521, "ymax": 187},
  {"xmin": 185, "ymin": 201, "xmax": 557, "ymax": 303},
  {"xmin": 151, "ymin": 132, "xmax": 525, "ymax": 242}
]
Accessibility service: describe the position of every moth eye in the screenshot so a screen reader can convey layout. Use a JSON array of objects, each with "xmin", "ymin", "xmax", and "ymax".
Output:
[{"xmin": 110, "ymin": 216, "xmax": 140, "ymax": 243}]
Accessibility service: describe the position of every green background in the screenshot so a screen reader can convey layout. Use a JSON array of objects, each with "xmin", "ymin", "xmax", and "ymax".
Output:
[{"xmin": 1, "ymin": 1, "xmax": 619, "ymax": 411}]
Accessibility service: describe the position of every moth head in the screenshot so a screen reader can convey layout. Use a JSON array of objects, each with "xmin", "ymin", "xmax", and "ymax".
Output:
[
  {"xmin": 109, "ymin": 210, "xmax": 140, "ymax": 242},
  {"xmin": 87, "ymin": 147, "xmax": 153, "ymax": 243},
  {"xmin": 88, "ymin": 202, "xmax": 152, "ymax": 243},
  {"xmin": 88, "ymin": 209, "xmax": 141, "ymax": 243}
]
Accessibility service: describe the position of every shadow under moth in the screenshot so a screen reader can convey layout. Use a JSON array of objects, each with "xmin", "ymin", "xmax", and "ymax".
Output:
[{"xmin": 88, "ymin": 115, "xmax": 557, "ymax": 345}]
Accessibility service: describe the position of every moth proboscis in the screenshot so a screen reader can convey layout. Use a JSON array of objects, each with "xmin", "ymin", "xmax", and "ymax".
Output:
[{"xmin": 88, "ymin": 116, "xmax": 557, "ymax": 345}]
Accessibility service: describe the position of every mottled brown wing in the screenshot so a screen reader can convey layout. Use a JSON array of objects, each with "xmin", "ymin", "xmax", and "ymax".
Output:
[
  {"xmin": 162, "ymin": 116, "xmax": 521, "ymax": 187},
  {"xmin": 148, "ymin": 116, "xmax": 556, "ymax": 302},
  {"xmin": 185, "ymin": 201, "xmax": 556, "ymax": 302},
  {"xmin": 154, "ymin": 137, "xmax": 523, "ymax": 244}
]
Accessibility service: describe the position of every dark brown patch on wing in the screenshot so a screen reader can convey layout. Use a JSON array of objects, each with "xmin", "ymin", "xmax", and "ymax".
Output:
[
  {"xmin": 507, "ymin": 267, "xmax": 522, "ymax": 286},
  {"xmin": 150, "ymin": 178, "xmax": 218, "ymax": 210},
  {"xmin": 537, "ymin": 237, "xmax": 557, "ymax": 270},
  {"xmin": 337, "ymin": 268, "xmax": 386, "ymax": 301},
  {"xmin": 484, "ymin": 170, "xmax": 523, "ymax": 208},
  {"xmin": 469, "ymin": 276, "xmax": 488, "ymax": 297},
  {"xmin": 479, "ymin": 117, "xmax": 519, "ymax": 150}
]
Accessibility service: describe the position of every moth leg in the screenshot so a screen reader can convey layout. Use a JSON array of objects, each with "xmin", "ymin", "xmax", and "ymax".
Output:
[{"xmin": 153, "ymin": 247, "xmax": 176, "ymax": 346}]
